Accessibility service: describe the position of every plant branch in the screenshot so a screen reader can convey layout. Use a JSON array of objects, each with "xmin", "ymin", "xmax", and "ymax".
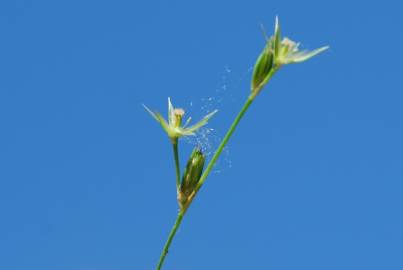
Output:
[{"xmin": 156, "ymin": 68, "xmax": 277, "ymax": 269}]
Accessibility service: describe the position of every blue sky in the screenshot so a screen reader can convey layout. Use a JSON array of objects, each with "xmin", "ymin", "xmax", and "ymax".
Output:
[{"xmin": 1, "ymin": 1, "xmax": 402, "ymax": 270}]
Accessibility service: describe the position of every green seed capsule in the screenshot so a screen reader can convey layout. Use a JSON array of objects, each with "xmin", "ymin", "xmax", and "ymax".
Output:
[
  {"xmin": 251, "ymin": 42, "xmax": 274, "ymax": 94},
  {"xmin": 178, "ymin": 148, "xmax": 205, "ymax": 208}
]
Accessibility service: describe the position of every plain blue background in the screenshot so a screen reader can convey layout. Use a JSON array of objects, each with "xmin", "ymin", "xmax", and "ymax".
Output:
[{"xmin": 1, "ymin": 1, "xmax": 402, "ymax": 269}]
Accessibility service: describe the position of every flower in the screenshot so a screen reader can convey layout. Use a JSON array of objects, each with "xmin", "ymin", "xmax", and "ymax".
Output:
[
  {"xmin": 272, "ymin": 16, "xmax": 329, "ymax": 66},
  {"xmin": 143, "ymin": 98, "xmax": 217, "ymax": 141},
  {"xmin": 251, "ymin": 17, "xmax": 329, "ymax": 95}
]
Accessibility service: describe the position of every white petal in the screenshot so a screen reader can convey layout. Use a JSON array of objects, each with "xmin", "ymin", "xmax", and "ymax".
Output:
[
  {"xmin": 183, "ymin": 117, "xmax": 192, "ymax": 128},
  {"xmin": 168, "ymin": 97, "xmax": 175, "ymax": 126},
  {"xmin": 289, "ymin": 46, "xmax": 329, "ymax": 63},
  {"xmin": 143, "ymin": 104, "xmax": 159, "ymax": 121},
  {"xmin": 186, "ymin": 110, "xmax": 218, "ymax": 134}
]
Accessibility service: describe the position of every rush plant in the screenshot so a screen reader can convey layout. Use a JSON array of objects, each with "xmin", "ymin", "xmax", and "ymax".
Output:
[{"xmin": 144, "ymin": 17, "xmax": 328, "ymax": 270}]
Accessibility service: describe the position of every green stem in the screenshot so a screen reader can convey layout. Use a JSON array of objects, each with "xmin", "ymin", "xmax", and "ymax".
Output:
[
  {"xmin": 156, "ymin": 211, "xmax": 184, "ymax": 270},
  {"xmin": 192, "ymin": 67, "xmax": 279, "ymax": 200},
  {"xmin": 195, "ymin": 96, "xmax": 254, "ymax": 193},
  {"xmin": 172, "ymin": 140, "xmax": 181, "ymax": 189}
]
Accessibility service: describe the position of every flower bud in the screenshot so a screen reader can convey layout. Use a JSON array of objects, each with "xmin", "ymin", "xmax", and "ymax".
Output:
[{"xmin": 178, "ymin": 148, "xmax": 205, "ymax": 208}]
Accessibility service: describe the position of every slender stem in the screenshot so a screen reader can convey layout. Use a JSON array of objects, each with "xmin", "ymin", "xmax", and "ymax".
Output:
[
  {"xmin": 172, "ymin": 140, "xmax": 181, "ymax": 189},
  {"xmin": 156, "ymin": 211, "xmax": 185, "ymax": 270},
  {"xmin": 195, "ymin": 96, "xmax": 254, "ymax": 192},
  {"xmin": 186, "ymin": 67, "xmax": 279, "ymax": 207}
]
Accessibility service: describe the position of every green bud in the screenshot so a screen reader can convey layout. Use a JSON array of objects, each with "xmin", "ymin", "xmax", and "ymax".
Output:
[
  {"xmin": 178, "ymin": 147, "xmax": 205, "ymax": 208},
  {"xmin": 251, "ymin": 40, "xmax": 274, "ymax": 95}
]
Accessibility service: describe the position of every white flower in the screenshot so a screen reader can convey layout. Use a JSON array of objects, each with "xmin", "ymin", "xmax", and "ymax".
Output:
[
  {"xmin": 143, "ymin": 98, "xmax": 217, "ymax": 141},
  {"xmin": 273, "ymin": 16, "xmax": 329, "ymax": 65},
  {"xmin": 250, "ymin": 17, "xmax": 329, "ymax": 96}
]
